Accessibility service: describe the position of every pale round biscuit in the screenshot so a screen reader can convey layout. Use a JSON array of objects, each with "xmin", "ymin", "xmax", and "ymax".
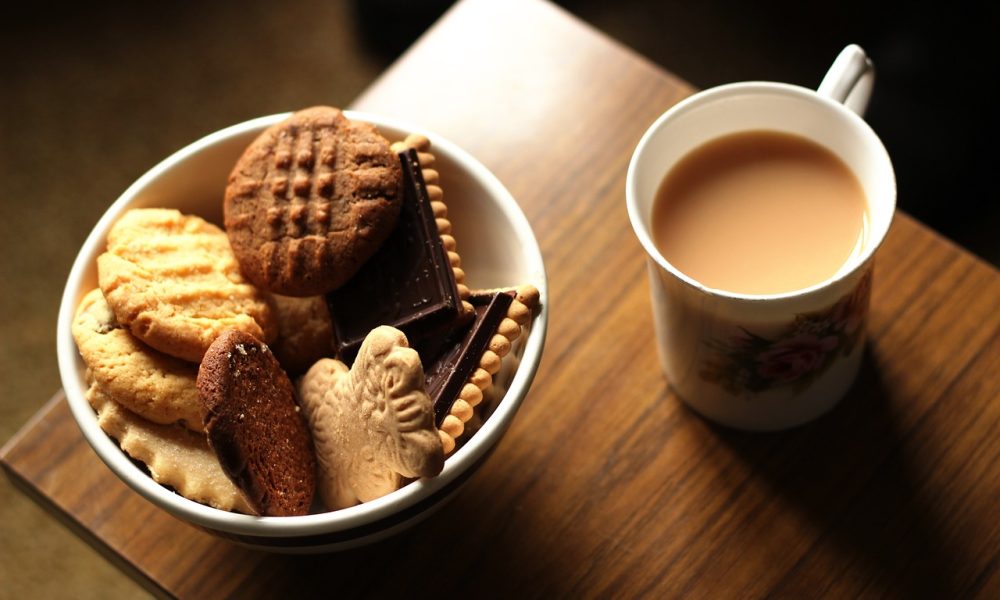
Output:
[
  {"xmin": 72, "ymin": 288, "xmax": 205, "ymax": 432},
  {"xmin": 298, "ymin": 326, "xmax": 444, "ymax": 510},
  {"xmin": 85, "ymin": 380, "xmax": 254, "ymax": 514},
  {"xmin": 269, "ymin": 293, "xmax": 334, "ymax": 375},
  {"xmin": 97, "ymin": 208, "xmax": 276, "ymax": 362}
]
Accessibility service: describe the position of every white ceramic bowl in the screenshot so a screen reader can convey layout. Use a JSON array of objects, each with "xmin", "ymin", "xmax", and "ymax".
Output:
[{"xmin": 56, "ymin": 111, "xmax": 548, "ymax": 553}]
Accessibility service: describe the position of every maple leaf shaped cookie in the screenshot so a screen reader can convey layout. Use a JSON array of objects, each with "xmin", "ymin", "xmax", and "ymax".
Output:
[{"xmin": 298, "ymin": 326, "xmax": 444, "ymax": 510}]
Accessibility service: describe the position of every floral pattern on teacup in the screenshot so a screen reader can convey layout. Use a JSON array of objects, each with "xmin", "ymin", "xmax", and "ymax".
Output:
[{"xmin": 699, "ymin": 268, "xmax": 872, "ymax": 395}]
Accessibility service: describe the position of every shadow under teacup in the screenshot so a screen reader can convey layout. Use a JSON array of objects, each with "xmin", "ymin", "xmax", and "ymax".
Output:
[{"xmin": 626, "ymin": 45, "xmax": 895, "ymax": 431}]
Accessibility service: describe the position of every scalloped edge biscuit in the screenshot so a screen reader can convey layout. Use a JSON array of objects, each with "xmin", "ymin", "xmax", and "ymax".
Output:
[
  {"xmin": 85, "ymin": 377, "xmax": 254, "ymax": 514},
  {"xmin": 391, "ymin": 134, "xmax": 472, "ymax": 315},
  {"xmin": 438, "ymin": 284, "xmax": 539, "ymax": 454}
]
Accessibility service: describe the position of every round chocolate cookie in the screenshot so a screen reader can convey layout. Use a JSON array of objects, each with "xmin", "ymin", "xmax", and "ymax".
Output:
[
  {"xmin": 197, "ymin": 330, "xmax": 316, "ymax": 516},
  {"xmin": 225, "ymin": 106, "xmax": 403, "ymax": 296}
]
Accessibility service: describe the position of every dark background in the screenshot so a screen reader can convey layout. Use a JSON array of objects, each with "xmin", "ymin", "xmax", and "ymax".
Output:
[
  {"xmin": 0, "ymin": 1, "xmax": 995, "ymax": 596},
  {"xmin": 355, "ymin": 0, "xmax": 999, "ymax": 265},
  {"xmin": 558, "ymin": 1, "xmax": 998, "ymax": 265}
]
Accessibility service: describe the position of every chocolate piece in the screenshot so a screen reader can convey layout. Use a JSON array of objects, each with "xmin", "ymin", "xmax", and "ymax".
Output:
[
  {"xmin": 326, "ymin": 149, "xmax": 462, "ymax": 363},
  {"xmin": 424, "ymin": 290, "xmax": 515, "ymax": 425}
]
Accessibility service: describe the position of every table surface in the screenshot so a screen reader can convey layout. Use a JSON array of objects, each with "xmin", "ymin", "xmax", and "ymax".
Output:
[{"xmin": 4, "ymin": 0, "xmax": 1000, "ymax": 597}]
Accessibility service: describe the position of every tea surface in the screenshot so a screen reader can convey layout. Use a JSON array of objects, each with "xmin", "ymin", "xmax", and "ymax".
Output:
[{"xmin": 652, "ymin": 130, "xmax": 868, "ymax": 295}]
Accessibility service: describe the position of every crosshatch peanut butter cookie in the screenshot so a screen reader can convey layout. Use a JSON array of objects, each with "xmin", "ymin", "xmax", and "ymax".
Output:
[
  {"xmin": 298, "ymin": 326, "xmax": 444, "ymax": 511},
  {"xmin": 97, "ymin": 208, "xmax": 276, "ymax": 363},
  {"xmin": 85, "ymin": 379, "xmax": 254, "ymax": 514},
  {"xmin": 197, "ymin": 329, "xmax": 316, "ymax": 516},
  {"xmin": 225, "ymin": 106, "xmax": 403, "ymax": 296},
  {"xmin": 72, "ymin": 288, "xmax": 204, "ymax": 432}
]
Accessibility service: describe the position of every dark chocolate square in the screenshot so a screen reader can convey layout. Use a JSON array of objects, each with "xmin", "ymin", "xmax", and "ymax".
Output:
[
  {"xmin": 424, "ymin": 290, "xmax": 515, "ymax": 425},
  {"xmin": 326, "ymin": 149, "xmax": 462, "ymax": 363}
]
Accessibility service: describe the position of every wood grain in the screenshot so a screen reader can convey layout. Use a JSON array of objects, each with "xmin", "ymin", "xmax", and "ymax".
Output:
[{"xmin": 3, "ymin": 0, "xmax": 1000, "ymax": 597}]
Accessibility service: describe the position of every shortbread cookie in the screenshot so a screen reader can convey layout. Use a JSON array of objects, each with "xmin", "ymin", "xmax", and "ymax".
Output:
[
  {"xmin": 225, "ymin": 106, "xmax": 403, "ymax": 296},
  {"xmin": 86, "ymin": 379, "xmax": 254, "ymax": 514},
  {"xmin": 98, "ymin": 208, "xmax": 276, "ymax": 363},
  {"xmin": 270, "ymin": 294, "xmax": 334, "ymax": 375},
  {"xmin": 391, "ymin": 133, "xmax": 471, "ymax": 305},
  {"xmin": 298, "ymin": 326, "xmax": 444, "ymax": 510},
  {"xmin": 438, "ymin": 284, "xmax": 539, "ymax": 455},
  {"xmin": 72, "ymin": 288, "xmax": 204, "ymax": 432},
  {"xmin": 197, "ymin": 330, "xmax": 316, "ymax": 516}
]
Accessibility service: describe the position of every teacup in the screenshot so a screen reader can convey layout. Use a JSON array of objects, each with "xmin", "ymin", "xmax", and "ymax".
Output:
[{"xmin": 626, "ymin": 45, "xmax": 895, "ymax": 431}]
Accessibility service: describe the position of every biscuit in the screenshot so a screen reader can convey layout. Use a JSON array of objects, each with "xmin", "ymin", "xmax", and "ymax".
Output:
[
  {"xmin": 391, "ymin": 133, "xmax": 471, "ymax": 306},
  {"xmin": 97, "ymin": 208, "xmax": 277, "ymax": 363},
  {"xmin": 72, "ymin": 288, "xmax": 204, "ymax": 432},
  {"xmin": 298, "ymin": 326, "xmax": 444, "ymax": 510},
  {"xmin": 269, "ymin": 294, "xmax": 334, "ymax": 375},
  {"xmin": 197, "ymin": 330, "xmax": 316, "ymax": 516},
  {"xmin": 225, "ymin": 106, "xmax": 403, "ymax": 296},
  {"xmin": 86, "ymin": 379, "xmax": 254, "ymax": 514},
  {"xmin": 438, "ymin": 284, "xmax": 539, "ymax": 455}
]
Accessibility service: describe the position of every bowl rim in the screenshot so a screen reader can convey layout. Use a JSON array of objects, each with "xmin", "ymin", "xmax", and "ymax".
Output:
[{"xmin": 56, "ymin": 110, "xmax": 548, "ymax": 537}]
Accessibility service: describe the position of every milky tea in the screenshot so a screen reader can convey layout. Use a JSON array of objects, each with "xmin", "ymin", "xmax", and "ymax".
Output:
[{"xmin": 651, "ymin": 130, "xmax": 869, "ymax": 295}]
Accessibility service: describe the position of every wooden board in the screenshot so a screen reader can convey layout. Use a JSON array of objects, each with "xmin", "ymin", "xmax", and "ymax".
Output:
[{"xmin": 4, "ymin": 0, "xmax": 1000, "ymax": 597}]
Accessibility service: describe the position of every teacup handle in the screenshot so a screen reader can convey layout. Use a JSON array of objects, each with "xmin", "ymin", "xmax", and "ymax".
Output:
[{"xmin": 817, "ymin": 44, "xmax": 875, "ymax": 116}]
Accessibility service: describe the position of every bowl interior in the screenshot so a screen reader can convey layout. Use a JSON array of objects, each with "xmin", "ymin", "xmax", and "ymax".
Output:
[{"xmin": 57, "ymin": 111, "xmax": 547, "ymax": 539}]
